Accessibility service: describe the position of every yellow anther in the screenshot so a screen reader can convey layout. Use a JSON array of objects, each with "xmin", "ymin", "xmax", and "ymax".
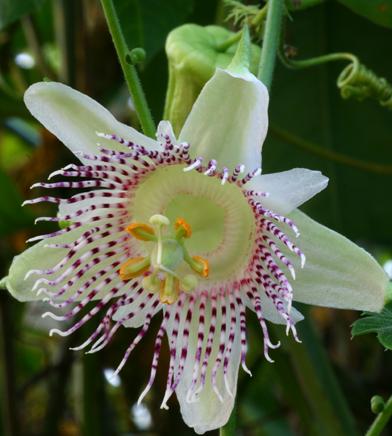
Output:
[
  {"xmin": 126, "ymin": 223, "xmax": 155, "ymax": 241},
  {"xmin": 175, "ymin": 217, "xmax": 192, "ymax": 238},
  {"xmin": 191, "ymin": 256, "xmax": 209, "ymax": 278},
  {"xmin": 119, "ymin": 256, "xmax": 150, "ymax": 280},
  {"xmin": 159, "ymin": 275, "xmax": 180, "ymax": 305}
]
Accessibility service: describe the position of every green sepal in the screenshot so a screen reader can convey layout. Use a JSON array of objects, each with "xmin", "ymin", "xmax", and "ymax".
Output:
[{"xmin": 164, "ymin": 24, "xmax": 261, "ymax": 134}]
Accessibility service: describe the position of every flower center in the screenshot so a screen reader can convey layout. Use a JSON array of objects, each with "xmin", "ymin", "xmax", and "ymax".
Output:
[
  {"xmin": 130, "ymin": 165, "xmax": 256, "ymax": 284},
  {"xmin": 119, "ymin": 214, "xmax": 209, "ymax": 304}
]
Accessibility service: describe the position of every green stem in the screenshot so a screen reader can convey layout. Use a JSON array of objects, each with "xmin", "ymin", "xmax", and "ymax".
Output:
[
  {"xmin": 100, "ymin": 0, "xmax": 156, "ymax": 138},
  {"xmin": 257, "ymin": 0, "xmax": 284, "ymax": 89},
  {"xmin": 366, "ymin": 396, "xmax": 392, "ymax": 436}
]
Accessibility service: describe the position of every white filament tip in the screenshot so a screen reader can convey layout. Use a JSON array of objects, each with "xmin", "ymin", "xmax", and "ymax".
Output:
[
  {"xmin": 300, "ymin": 253, "xmax": 306, "ymax": 268},
  {"xmin": 48, "ymin": 170, "xmax": 62, "ymax": 180},
  {"xmin": 288, "ymin": 265, "xmax": 296, "ymax": 280}
]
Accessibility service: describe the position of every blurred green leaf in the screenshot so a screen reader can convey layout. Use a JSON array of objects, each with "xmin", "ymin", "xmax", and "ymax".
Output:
[
  {"xmin": 0, "ymin": 0, "xmax": 45, "ymax": 30},
  {"xmin": 352, "ymin": 297, "xmax": 392, "ymax": 349},
  {"xmin": 114, "ymin": 0, "xmax": 194, "ymax": 61},
  {"xmin": 265, "ymin": 2, "xmax": 392, "ymax": 244},
  {"xmin": 0, "ymin": 168, "xmax": 32, "ymax": 235},
  {"xmin": 338, "ymin": 0, "xmax": 392, "ymax": 28}
]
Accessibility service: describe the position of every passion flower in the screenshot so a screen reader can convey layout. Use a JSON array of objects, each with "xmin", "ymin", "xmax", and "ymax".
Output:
[{"xmin": 4, "ymin": 64, "xmax": 388, "ymax": 434}]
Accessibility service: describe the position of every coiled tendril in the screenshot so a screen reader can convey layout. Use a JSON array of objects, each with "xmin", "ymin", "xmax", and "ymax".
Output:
[{"xmin": 280, "ymin": 46, "xmax": 392, "ymax": 110}]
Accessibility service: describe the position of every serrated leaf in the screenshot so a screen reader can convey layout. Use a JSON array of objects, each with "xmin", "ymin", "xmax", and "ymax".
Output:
[{"xmin": 352, "ymin": 296, "xmax": 392, "ymax": 349}]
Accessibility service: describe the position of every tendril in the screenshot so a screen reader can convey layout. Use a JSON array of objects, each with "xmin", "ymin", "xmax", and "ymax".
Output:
[
  {"xmin": 338, "ymin": 62, "xmax": 392, "ymax": 109},
  {"xmin": 280, "ymin": 46, "xmax": 392, "ymax": 110}
]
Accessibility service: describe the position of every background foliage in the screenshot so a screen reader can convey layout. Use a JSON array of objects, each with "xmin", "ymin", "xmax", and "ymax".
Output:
[{"xmin": 0, "ymin": 0, "xmax": 391, "ymax": 435}]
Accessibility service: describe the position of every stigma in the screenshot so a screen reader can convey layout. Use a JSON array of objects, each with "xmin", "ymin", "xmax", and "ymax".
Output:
[{"xmin": 119, "ymin": 214, "xmax": 209, "ymax": 304}]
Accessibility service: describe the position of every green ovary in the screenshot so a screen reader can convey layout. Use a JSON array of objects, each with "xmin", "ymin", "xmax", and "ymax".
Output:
[{"xmin": 131, "ymin": 165, "xmax": 256, "ymax": 283}]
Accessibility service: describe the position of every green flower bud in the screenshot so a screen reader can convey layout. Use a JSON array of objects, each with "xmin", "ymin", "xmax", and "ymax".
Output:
[{"xmin": 164, "ymin": 24, "xmax": 261, "ymax": 134}]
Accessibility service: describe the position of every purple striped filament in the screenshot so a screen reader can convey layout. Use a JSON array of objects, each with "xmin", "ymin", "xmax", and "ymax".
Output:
[{"xmin": 24, "ymin": 130, "xmax": 304, "ymax": 409}]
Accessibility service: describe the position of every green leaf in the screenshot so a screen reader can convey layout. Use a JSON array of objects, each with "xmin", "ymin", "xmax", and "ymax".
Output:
[
  {"xmin": 337, "ymin": 0, "xmax": 392, "ymax": 29},
  {"xmin": 0, "ymin": 0, "xmax": 45, "ymax": 30},
  {"xmin": 114, "ymin": 0, "xmax": 194, "ymax": 61},
  {"xmin": 352, "ymin": 294, "xmax": 392, "ymax": 349}
]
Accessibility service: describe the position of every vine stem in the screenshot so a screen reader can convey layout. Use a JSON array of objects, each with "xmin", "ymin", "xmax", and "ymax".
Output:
[
  {"xmin": 257, "ymin": 0, "xmax": 284, "ymax": 89},
  {"xmin": 366, "ymin": 396, "xmax": 392, "ymax": 436},
  {"xmin": 100, "ymin": 0, "xmax": 156, "ymax": 138}
]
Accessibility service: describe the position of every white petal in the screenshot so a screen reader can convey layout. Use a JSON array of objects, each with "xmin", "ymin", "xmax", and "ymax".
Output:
[
  {"xmin": 248, "ymin": 168, "xmax": 329, "ymax": 215},
  {"xmin": 179, "ymin": 68, "xmax": 269, "ymax": 172},
  {"xmin": 291, "ymin": 210, "xmax": 388, "ymax": 312},
  {"xmin": 170, "ymin": 296, "xmax": 241, "ymax": 434},
  {"xmin": 24, "ymin": 82, "xmax": 158, "ymax": 159}
]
